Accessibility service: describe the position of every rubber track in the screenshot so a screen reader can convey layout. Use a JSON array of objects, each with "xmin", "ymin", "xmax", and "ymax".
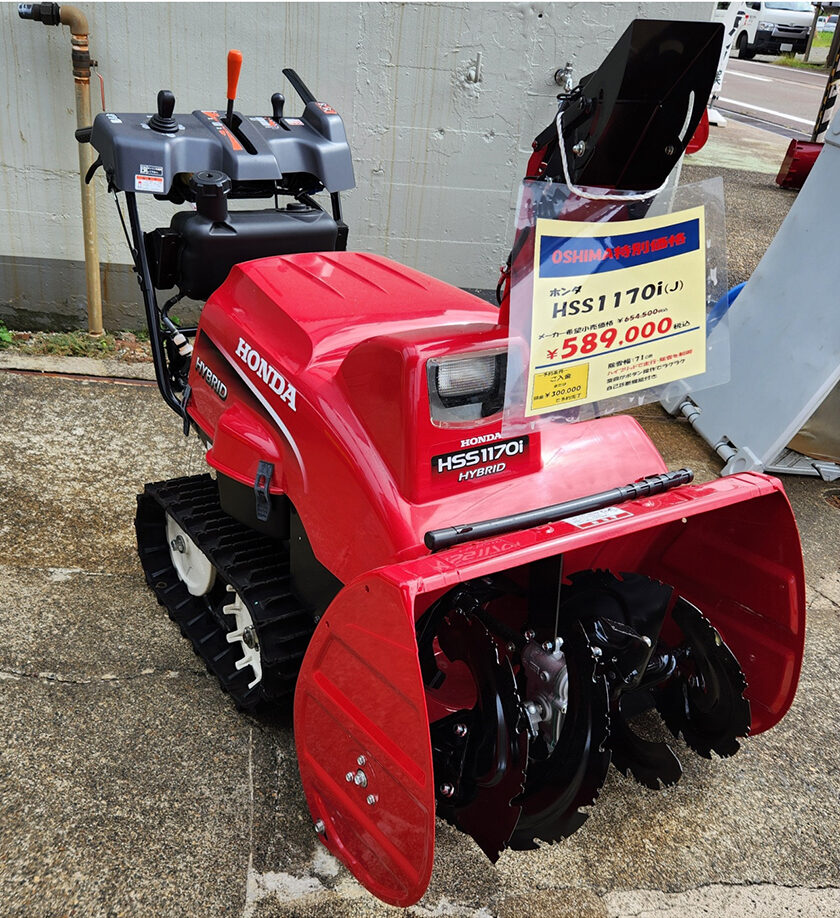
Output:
[{"xmin": 135, "ymin": 474, "xmax": 315, "ymax": 710}]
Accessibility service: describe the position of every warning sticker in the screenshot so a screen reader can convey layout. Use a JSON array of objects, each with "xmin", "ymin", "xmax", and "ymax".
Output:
[
  {"xmin": 564, "ymin": 506, "xmax": 633, "ymax": 529},
  {"xmin": 135, "ymin": 174, "xmax": 165, "ymax": 192}
]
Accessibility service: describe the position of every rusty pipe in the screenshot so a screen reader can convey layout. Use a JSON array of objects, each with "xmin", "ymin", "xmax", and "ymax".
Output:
[{"xmin": 18, "ymin": 3, "xmax": 103, "ymax": 335}]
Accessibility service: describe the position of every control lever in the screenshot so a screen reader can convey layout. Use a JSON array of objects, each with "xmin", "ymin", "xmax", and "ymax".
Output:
[
  {"xmin": 149, "ymin": 89, "xmax": 179, "ymax": 134},
  {"xmin": 282, "ymin": 68, "xmax": 316, "ymax": 106},
  {"xmin": 271, "ymin": 92, "xmax": 292, "ymax": 131},
  {"xmin": 225, "ymin": 49, "xmax": 243, "ymax": 127},
  {"xmin": 271, "ymin": 92, "xmax": 285, "ymax": 120}
]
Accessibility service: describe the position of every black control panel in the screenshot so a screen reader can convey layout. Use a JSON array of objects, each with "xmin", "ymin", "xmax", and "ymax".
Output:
[{"xmin": 90, "ymin": 92, "xmax": 355, "ymax": 195}]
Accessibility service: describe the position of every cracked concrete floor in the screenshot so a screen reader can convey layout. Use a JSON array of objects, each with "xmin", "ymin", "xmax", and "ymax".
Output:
[{"xmin": 0, "ymin": 368, "xmax": 838, "ymax": 918}]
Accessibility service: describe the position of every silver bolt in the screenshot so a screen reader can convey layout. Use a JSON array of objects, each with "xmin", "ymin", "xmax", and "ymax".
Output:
[
  {"xmin": 592, "ymin": 646, "xmax": 603, "ymax": 658},
  {"xmin": 366, "ymin": 794, "xmax": 378, "ymax": 806},
  {"xmin": 642, "ymin": 635, "xmax": 653, "ymax": 648},
  {"xmin": 354, "ymin": 770, "xmax": 368, "ymax": 788},
  {"xmin": 170, "ymin": 535, "xmax": 186, "ymax": 553},
  {"xmin": 242, "ymin": 626, "xmax": 258, "ymax": 650},
  {"xmin": 453, "ymin": 723, "xmax": 468, "ymax": 738},
  {"xmin": 439, "ymin": 783, "xmax": 455, "ymax": 798},
  {"xmin": 572, "ymin": 140, "xmax": 586, "ymax": 157},
  {"xmin": 314, "ymin": 819, "xmax": 326, "ymax": 835},
  {"xmin": 357, "ymin": 755, "xmax": 366, "ymax": 766},
  {"xmin": 541, "ymin": 640, "xmax": 553, "ymax": 652},
  {"xmin": 524, "ymin": 629, "xmax": 536, "ymax": 641},
  {"xmin": 345, "ymin": 771, "xmax": 354, "ymax": 783},
  {"xmin": 506, "ymin": 642, "xmax": 517, "ymax": 653},
  {"xmin": 525, "ymin": 701, "xmax": 539, "ymax": 715}
]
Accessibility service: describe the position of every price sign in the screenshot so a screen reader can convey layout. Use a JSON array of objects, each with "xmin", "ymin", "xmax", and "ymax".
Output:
[{"xmin": 525, "ymin": 206, "xmax": 707, "ymax": 416}]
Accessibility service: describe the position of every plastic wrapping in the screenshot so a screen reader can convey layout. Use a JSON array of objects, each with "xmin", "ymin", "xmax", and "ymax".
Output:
[{"xmin": 503, "ymin": 177, "xmax": 729, "ymax": 430}]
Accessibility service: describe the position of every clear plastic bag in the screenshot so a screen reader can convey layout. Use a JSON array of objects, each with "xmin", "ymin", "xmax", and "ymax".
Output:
[{"xmin": 503, "ymin": 177, "xmax": 729, "ymax": 430}]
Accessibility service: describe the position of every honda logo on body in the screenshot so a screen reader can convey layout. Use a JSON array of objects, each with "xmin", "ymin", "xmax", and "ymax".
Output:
[{"xmin": 235, "ymin": 338, "xmax": 298, "ymax": 411}]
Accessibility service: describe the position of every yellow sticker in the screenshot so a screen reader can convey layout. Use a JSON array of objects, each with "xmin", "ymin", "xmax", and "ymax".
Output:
[
  {"xmin": 525, "ymin": 206, "xmax": 707, "ymax": 416},
  {"xmin": 531, "ymin": 363, "xmax": 589, "ymax": 410}
]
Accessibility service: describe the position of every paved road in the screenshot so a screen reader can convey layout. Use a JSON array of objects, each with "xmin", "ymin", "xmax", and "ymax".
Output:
[{"xmin": 718, "ymin": 58, "xmax": 827, "ymax": 139}]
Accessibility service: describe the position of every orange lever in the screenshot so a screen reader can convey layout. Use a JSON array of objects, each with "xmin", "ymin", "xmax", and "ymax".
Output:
[{"xmin": 227, "ymin": 49, "xmax": 243, "ymax": 102}]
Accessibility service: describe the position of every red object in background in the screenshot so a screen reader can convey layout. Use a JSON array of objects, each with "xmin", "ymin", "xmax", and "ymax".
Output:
[
  {"xmin": 776, "ymin": 138, "xmax": 823, "ymax": 189},
  {"xmin": 686, "ymin": 107, "xmax": 710, "ymax": 154}
]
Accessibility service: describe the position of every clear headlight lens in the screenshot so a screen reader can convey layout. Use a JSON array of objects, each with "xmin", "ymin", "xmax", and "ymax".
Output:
[
  {"xmin": 758, "ymin": 20, "xmax": 774, "ymax": 29},
  {"xmin": 436, "ymin": 354, "xmax": 500, "ymax": 401},
  {"xmin": 428, "ymin": 351, "xmax": 507, "ymax": 424}
]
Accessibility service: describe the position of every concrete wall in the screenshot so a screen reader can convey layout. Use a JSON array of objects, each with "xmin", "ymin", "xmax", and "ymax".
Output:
[{"xmin": 0, "ymin": 1, "xmax": 713, "ymax": 330}]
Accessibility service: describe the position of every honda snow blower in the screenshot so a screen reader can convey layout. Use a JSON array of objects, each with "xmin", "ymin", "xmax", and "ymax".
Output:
[{"xmin": 82, "ymin": 19, "xmax": 804, "ymax": 907}]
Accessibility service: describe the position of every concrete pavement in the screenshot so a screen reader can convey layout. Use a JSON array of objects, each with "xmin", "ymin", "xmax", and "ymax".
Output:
[{"xmin": 1, "ymin": 118, "xmax": 839, "ymax": 918}]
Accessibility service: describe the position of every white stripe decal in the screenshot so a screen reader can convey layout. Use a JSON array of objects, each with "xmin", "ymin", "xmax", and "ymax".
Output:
[{"xmin": 212, "ymin": 338, "xmax": 308, "ymax": 489}]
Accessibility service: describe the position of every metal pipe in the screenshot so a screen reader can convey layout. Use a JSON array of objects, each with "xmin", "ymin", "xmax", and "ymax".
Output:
[
  {"xmin": 61, "ymin": 5, "xmax": 104, "ymax": 335},
  {"xmin": 18, "ymin": 3, "xmax": 103, "ymax": 335}
]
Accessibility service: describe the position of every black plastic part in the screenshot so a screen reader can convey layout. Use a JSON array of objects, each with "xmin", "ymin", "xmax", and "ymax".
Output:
[
  {"xmin": 149, "ymin": 89, "xmax": 179, "ymax": 134},
  {"xmin": 541, "ymin": 20, "xmax": 724, "ymax": 190},
  {"xmin": 254, "ymin": 461, "xmax": 274, "ymax": 523},
  {"xmin": 18, "ymin": 3, "xmax": 61, "ymax": 25},
  {"xmin": 181, "ymin": 383, "xmax": 191, "ymax": 434},
  {"xmin": 271, "ymin": 92, "xmax": 286, "ymax": 120},
  {"xmin": 282, "ymin": 68, "xmax": 316, "ymax": 105},
  {"xmin": 289, "ymin": 507, "xmax": 342, "ymax": 617},
  {"xmin": 217, "ymin": 472, "xmax": 291, "ymax": 540},
  {"xmin": 168, "ymin": 204, "xmax": 340, "ymax": 300},
  {"xmin": 84, "ymin": 155, "xmax": 102, "ymax": 184},
  {"xmin": 144, "ymin": 228, "xmax": 181, "ymax": 290},
  {"xmin": 75, "ymin": 126, "xmax": 92, "ymax": 144},
  {"xmin": 191, "ymin": 170, "xmax": 231, "ymax": 223},
  {"xmin": 425, "ymin": 469, "xmax": 694, "ymax": 551}
]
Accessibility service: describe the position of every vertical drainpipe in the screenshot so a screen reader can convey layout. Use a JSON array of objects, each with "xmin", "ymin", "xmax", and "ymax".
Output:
[{"xmin": 18, "ymin": 3, "xmax": 104, "ymax": 335}]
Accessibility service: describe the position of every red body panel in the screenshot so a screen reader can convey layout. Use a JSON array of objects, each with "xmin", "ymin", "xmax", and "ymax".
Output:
[
  {"xmin": 186, "ymin": 251, "xmax": 805, "ymax": 906},
  {"xmin": 189, "ymin": 252, "xmax": 669, "ymax": 582}
]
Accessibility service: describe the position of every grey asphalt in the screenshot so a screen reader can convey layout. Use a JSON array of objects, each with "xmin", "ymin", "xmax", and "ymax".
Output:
[
  {"xmin": 719, "ymin": 58, "xmax": 826, "ymax": 137},
  {"xmin": 2, "ymin": 120, "xmax": 839, "ymax": 918}
]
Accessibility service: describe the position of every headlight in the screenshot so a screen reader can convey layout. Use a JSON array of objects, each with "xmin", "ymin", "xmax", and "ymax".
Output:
[
  {"xmin": 428, "ymin": 351, "xmax": 507, "ymax": 423},
  {"xmin": 758, "ymin": 20, "xmax": 774, "ymax": 29}
]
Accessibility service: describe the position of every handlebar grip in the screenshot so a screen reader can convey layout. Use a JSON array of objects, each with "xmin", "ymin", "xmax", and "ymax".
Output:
[
  {"xmin": 227, "ymin": 49, "xmax": 243, "ymax": 101},
  {"xmin": 75, "ymin": 125, "xmax": 92, "ymax": 143}
]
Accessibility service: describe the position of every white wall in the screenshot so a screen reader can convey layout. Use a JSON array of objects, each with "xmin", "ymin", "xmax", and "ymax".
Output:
[{"xmin": 0, "ymin": 1, "xmax": 713, "ymax": 325}]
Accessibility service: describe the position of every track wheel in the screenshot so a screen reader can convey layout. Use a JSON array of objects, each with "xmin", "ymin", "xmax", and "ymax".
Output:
[{"xmin": 654, "ymin": 598, "xmax": 751, "ymax": 758}]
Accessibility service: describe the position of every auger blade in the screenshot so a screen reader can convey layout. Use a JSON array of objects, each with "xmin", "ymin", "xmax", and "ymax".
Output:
[
  {"xmin": 609, "ymin": 694, "xmax": 682, "ymax": 789},
  {"xmin": 435, "ymin": 610, "xmax": 529, "ymax": 862},
  {"xmin": 509, "ymin": 624, "xmax": 611, "ymax": 849},
  {"xmin": 655, "ymin": 597, "xmax": 751, "ymax": 758}
]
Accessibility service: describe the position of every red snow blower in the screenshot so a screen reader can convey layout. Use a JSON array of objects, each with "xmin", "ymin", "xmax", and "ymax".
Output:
[{"xmin": 81, "ymin": 19, "xmax": 804, "ymax": 907}]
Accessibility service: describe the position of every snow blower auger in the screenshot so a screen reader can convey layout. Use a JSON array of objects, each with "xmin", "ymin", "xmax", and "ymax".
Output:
[{"xmin": 84, "ymin": 21, "xmax": 805, "ymax": 908}]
